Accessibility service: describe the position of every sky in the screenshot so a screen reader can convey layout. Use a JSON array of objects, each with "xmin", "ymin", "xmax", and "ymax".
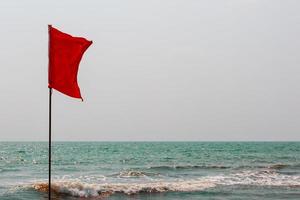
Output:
[{"xmin": 0, "ymin": 0, "xmax": 299, "ymax": 141}]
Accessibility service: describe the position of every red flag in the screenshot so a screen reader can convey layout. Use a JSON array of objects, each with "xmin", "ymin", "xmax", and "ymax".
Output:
[{"xmin": 48, "ymin": 25, "xmax": 92, "ymax": 100}]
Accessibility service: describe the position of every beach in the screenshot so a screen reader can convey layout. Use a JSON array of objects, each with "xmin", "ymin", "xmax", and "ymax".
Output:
[{"xmin": 0, "ymin": 142, "xmax": 299, "ymax": 199}]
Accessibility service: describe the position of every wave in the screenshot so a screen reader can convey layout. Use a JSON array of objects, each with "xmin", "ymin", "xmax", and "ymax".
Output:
[
  {"xmin": 267, "ymin": 164, "xmax": 290, "ymax": 170},
  {"xmin": 30, "ymin": 169, "xmax": 300, "ymax": 198},
  {"xmin": 32, "ymin": 180, "xmax": 215, "ymax": 198},
  {"xmin": 209, "ymin": 170, "xmax": 300, "ymax": 187},
  {"xmin": 149, "ymin": 165, "xmax": 230, "ymax": 170},
  {"xmin": 0, "ymin": 168, "xmax": 20, "ymax": 173},
  {"xmin": 234, "ymin": 163, "xmax": 291, "ymax": 170},
  {"xmin": 116, "ymin": 170, "xmax": 160, "ymax": 178},
  {"xmin": 149, "ymin": 163, "xmax": 296, "ymax": 171}
]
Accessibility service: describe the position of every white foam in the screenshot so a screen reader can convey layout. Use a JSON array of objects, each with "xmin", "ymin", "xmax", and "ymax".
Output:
[
  {"xmin": 33, "ymin": 179, "xmax": 215, "ymax": 197},
  {"xmin": 30, "ymin": 169, "xmax": 300, "ymax": 198},
  {"xmin": 202, "ymin": 170, "xmax": 300, "ymax": 187}
]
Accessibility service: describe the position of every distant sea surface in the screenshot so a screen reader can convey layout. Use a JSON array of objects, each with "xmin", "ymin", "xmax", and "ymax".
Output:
[{"xmin": 0, "ymin": 142, "xmax": 299, "ymax": 200}]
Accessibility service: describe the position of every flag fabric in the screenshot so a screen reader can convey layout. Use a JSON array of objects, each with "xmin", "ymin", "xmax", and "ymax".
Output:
[{"xmin": 48, "ymin": 25, "xmax": 92, "ymax": 100}]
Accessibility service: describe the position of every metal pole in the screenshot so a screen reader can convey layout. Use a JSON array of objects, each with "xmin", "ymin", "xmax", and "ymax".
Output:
[{"xmin": 48, "ymin": 88, "xmax": 52, "ymax": 199}]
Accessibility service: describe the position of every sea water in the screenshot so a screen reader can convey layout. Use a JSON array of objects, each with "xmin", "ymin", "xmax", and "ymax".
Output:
[{"xmin": 0, "ymin": 142, "xmax": 299, "ymax": 199}]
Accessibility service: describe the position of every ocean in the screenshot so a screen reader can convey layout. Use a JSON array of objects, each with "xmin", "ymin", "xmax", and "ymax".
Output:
[{"xmin": 0, "ymin": 142, "xmax": 299, "ymax": 199}]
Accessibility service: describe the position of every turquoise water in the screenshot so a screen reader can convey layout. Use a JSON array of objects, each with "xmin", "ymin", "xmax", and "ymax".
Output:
[{"xmin": 0, "ymin": 142, "xmax": 299, "ymax": 199}]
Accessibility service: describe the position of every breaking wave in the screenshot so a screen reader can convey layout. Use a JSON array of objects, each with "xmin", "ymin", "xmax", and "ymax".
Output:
[
  {"xmin": 205, "ymin": 170, "xmax": 300, "ymax": 187},
  {"xmin": 32, "ymin": 179, "xmax": 215, "ymax": 198},
  {"xmin": 30, "ymin": 169, "xmax": 300, "ymax": 198}
]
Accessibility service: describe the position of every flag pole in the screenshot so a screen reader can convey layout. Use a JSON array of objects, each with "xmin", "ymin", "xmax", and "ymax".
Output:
[{"xmin": 48, "ymin": 87, "xmax": 52, "ymax": 199}]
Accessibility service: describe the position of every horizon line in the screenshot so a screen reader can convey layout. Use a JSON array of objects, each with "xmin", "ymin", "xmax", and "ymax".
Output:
[{"xmin": 1, "ymin": 140, "xmax": 299, "ymax": 142}]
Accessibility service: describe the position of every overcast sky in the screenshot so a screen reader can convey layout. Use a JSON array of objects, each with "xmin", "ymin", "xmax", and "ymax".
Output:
[{"xmin": 0, "ymin": 0, "xmax": 299, "ymax": 141}]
